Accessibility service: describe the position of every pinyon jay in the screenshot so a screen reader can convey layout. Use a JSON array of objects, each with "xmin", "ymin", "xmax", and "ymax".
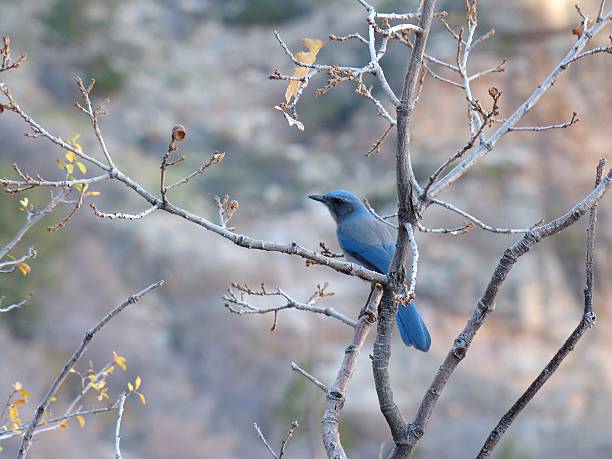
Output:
[{"xmin": 309, "ymin": 189, "xmax": 431, "ymax": 352}]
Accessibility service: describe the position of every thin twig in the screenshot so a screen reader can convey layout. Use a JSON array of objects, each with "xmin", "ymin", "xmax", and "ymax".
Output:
[
  {"xmin": 291, "ymin": 362, "xmax": 328, "ymax": 392},
  {"xmin": 430, "ymin": 198, "xmax": 531, "ymax": 234},
  {"xmin": 224, "ymin": 283, "xmax": 356, "ymax": 327},
  {"xmin": 508, "ymin": 112, "xmax": 580, "ymax": 132},
  {"xmin": 278, "ymin": 421, "xmax": 299, "ymax": 459},
  {"xmin": 254, "ymin": 423, "xmax": 279, "ymax": 459}
]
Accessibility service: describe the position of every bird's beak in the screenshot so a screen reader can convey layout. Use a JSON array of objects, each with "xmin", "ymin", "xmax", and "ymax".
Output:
[{"xmin": 308, "ymin": 194, "xmax": 328, "ymax": 203}]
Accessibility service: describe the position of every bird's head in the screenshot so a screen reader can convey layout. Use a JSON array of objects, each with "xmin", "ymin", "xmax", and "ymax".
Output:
[{"xmin": 308, "ymin": 189, "xmax": 367, "ymax": 222}]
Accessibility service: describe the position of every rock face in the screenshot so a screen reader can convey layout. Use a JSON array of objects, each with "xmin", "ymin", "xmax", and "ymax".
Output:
[{"xmin": 0, "ymin": 0, "xmax": 610, "ymax": 458}]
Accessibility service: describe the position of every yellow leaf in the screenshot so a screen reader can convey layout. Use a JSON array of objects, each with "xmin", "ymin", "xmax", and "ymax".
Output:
[
  {"xmin": 12, "ymin": 399, "xmax": 26, "ymax": 407},
  {"xmin": 0, "ymin": 445, "xmax": 3, "ymax": 453},
  {"xmin": 19, "ymin": 198, "xmax": 28, "ymax": 208},
  {"xmin": 8, "ymin": 405, "xmax": 18, "ymax": 420},
  {"xmin": 76, "ymin": 415, "xmax": 85, "ymax": 428},
  {"xmin": 65, "ymin": 163, "xmax": 74, "ymax": 174},
  {"xmin": 71, "ymin": 134, "xmax": 83, "ymax": 153},
  {"xmin": 49, "ymin": 395, "xmax": 58, "ymax": 402},
  {"xmin": 76, "ymin": 162, "xmax": 87, "ymax": 174},
  {"xmin": 127, "ymin": 382, "xmax": 134, "ymax": 392},
  {"xmin": 65, "ymin": 151, "xmax": 76, "ymax": 163},
  {"xmin": 17, "ymin": 263, "xmax": 31, "ymax": 276},
  {"xmin": 86, "ymin": 191, "xmax": 101, "ymax": 197},
  {"xmin": 113, "ymin": 352, "xmax": 127, "ymax": 371},
  {"xmin": 75, "ymin": 183, "xmax": 84, "ymax": 192},
  {"xmin": 134, "ymin": 376, "xmax": 141, "ymax": 391},
  {"xmin": 285, "ymin": 38, "xmax": 325, "ymax": 103},
  {"xmin": 59, "ymin": 420, "xmax": 69, "ymax": 429},
  {"xmin": 18, "ymin": 389, "xmax": 30, "ymax": 401},
  {"xmin": 87, "ymin": 375, "xmax": 98, "ymax": 382},
  {"xmin": 137, "ymin": 392, "xmax": 146, "ymax": 405},
  {"xmin": 274, "ymin": 106, "xmax": 304, "ymax": 131},
  {"xmin": 12, "ymin": 382, "xmax": 23, "ymax": 391}
]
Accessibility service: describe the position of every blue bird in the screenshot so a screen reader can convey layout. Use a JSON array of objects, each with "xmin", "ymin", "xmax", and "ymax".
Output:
[{"xmin": 309, "ymin": 189, "xmax": 431, "ymax": 352}]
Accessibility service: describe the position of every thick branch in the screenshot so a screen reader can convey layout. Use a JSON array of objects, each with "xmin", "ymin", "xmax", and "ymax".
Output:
[
  {"xmin": 323, "ymin": 284, "xmax": 382, "ymax": 458},
  {"xmin": 376, "ymin": 2, "xmax": 437, "ymax": 457}
]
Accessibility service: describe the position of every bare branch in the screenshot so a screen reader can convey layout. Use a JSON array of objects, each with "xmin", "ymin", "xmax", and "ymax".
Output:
[
  {"xmin": 476, "ymin": 159, "xmax": 606, "ymax": 458},
  {"xmin": 374, "ymin": 2, "xmax": 437, "ymax": 457},
  {"xmin": 224, "ymin": 282, "xmax": 356, "ymax": 328},
  {"xmin": 507, "ymin": 112, "xmax": 580, "ymax": 132},
  {"xmin": 90, "ymin": 203, "xmax": 159, "ymax": 220},
  {"xmin": 114, "ymin": 392, "xmax": 128, "ymax": 459},
  {"xmin": 74, "ymin": 77, "xmax": 115, "ymax": 168},
  {"xmin": 323, "ymin": 284, "xmax": 382, "ymax": 459},
  {"xmin": 160, "ymin": 125, "xmax": 187, "ymax": 206},
  {"xmin": 47, "ymin": 187, "xmax": 86, "ymax": 232},
  {"xmin": 428, "ymin": 12, "xmax": 612, "ymax": 198},
  {"xmin": 0, "ymin": 35, "xmax": 26, "ymax": 74},
  {"xmin": 597, "ymin": 0, "xmax": 607, "ymax": 21},
  {"xmin": 430, "ymin": 198, "xmax": 532, "ymax": 234},
  {"xmin": 0, "ymin": 295, "xmax": 31, "ymax": 314},
  {"xmin": 254, "ymin": 423, "xmax": 279, "ymax": 459},
  {"xmin": 422, "ymin": 88, "xmax": 500, "ymax": 200},
  {"xmin": 279, "ymin": 421, "xmax": 299, "ymax": 459},
  {"xmin": 17, "ymin": 280, "xmax": 165, "ymax": 459},
  {"xmin": 424, "ymin": 63, "xmax": 464, "ymax": 88},
  {"xmin": 166, "ymin": 151, "xmax": 225, "ymax": 190},
  {"xmin": 291, "ymin": 362, "xmax": 328, "ymax": 392},
  {"xmin": 404, "ymin": 165, "xmax": 612, "ymax": 456},
  {"xmin": 416, "ymin": 221, "xmax": 474, "ymax": 235},
  {"xmin": 328, "ymin": 33, "xmax": 368, "ymax": 45},
  {"xmin": 468, "ymin": 59, "xmax": 506, "ymax": 81},
  {"xmin": 0, "ymin": 190, "xmax": 69, "ymax": 261}
]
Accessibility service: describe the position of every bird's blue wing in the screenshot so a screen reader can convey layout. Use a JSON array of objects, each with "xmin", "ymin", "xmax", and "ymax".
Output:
[{"xmin": 337, "ymin": 218, "xmax": 395, "ymax": 274}]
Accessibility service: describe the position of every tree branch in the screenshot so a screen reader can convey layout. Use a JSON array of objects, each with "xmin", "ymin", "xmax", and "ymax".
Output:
[
  {"xmin": 114, "ymin": 392, "xmax": 128, "ymax": 459},
  {"xmin": 428, "ymin": 12, "xmax": 611, "ymax": 198},
  {"xmin": 475, "ymin": 159, "xmax": 606, "ymax": 458},
  {"xmin": 373, "ymin": 1, "xmax": 437, "ymax": 456},
  {"xmin": 323, "ymin": 284, "xmax": 382, "ymax": 458},
  {"xmin": 17, "ymin": 280, "xmax": 164, "ymax": 459},
  {"xmin": 403, "ymin": 165, "xmax": 612, "ymax": 456}
]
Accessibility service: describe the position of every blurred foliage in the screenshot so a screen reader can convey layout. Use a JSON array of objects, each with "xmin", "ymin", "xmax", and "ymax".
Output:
[
  {"xmin": 82, "ymin": 54, "xmax": 127, "ymax": 96},
  {"xmin": 302, "ymin": 84, "xmax": 367, "ymax": 132},
  {"xmin": 274, "ymin": 362, "xmax": 324, "ymax": 443},
  {"xmin": 496, "ymin": 438, "xmax": 532, "ymax": 459},
  {"xmin": 38, "ymin": 0, "xmax": 109, "ymax": 44},
  {"xmin": 38, "ymin": 0, "xmax": 126, "ymax": 97},
  {"xmin": 221, "ymin": 0, "xmax": 313, "ymax": 26},
  {"xmin": 0, "ymin": 184, "xmax": 69, "ymax": 338}
]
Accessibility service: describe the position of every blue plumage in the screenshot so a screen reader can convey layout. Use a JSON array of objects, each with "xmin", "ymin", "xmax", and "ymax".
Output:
[{"xmin": 309, "ymin": 190, "xmax": 431, "ymax": 352}]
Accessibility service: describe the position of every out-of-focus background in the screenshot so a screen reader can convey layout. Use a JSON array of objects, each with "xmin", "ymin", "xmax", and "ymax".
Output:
[{"xmin": 0, "ymin": 0, "xmax": 611, "ymax": 458}]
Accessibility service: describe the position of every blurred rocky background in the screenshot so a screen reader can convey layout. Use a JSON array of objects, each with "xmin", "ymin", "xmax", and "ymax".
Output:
[{"xmin": 0, "ymin": 0, "xmax": 611, "ymax": 458}]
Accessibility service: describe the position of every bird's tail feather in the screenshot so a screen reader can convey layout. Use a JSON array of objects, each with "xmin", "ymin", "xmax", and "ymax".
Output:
[{"xmin": 396, "ymin": 302, "xmax": 431, "ymax": 352}]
